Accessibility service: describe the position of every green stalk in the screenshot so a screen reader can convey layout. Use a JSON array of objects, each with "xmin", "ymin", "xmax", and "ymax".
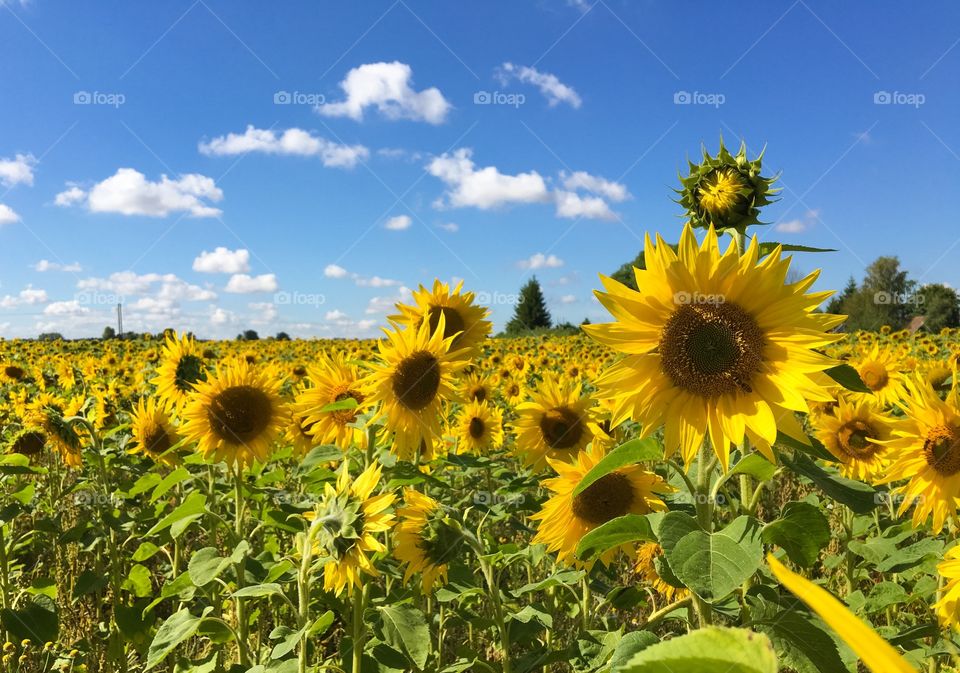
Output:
[
  {"xmin": 233, "ymin": 467, "xmax": 250, "ymax": 667},
  {"xmin": 351, "ymin": 584, "xmax": 369, "ymax": 673},
  {"xmin": 692, "ymin": 444, "xmax": 714, "ymax": 626}
]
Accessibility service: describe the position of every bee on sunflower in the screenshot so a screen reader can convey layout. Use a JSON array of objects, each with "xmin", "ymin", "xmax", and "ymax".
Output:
[
  {"xmin": 153, "ymin": 332, "xmax": 208, "ymax": 408},
  {"xmin": 453, "ymin": 399, "xmax": 505, "ymax": 454},
  {"xmin": 391, "ymin": 280, "xmax": 492, "ymax": 354},
  {"xmin": 310, "ymin": 463, "xmax": 395, "ymax": 595},
  {"xmin": 363, "ymin": 317, "xmax": 469, "ymax": 462},
  {"xmin": 130, "ymin": 397, "xmax": 181, "ymax": 465},
  {"xmin": 394, "ymin": 488, "xmax": 461, "ymax": 592},
  {"xmin": 514, "ymin": 375, "xmax": 598, "ymax": 469},
  {"xmin": 180, "ymin": 358, "xmax": 289, "ymax": 466},
  {"xmin": 293, "ymin": 352, "xmax": 367, "ymax": 452},
  {"xmin": 879, "ymin": 377, "xmax": 960, "ymax": 532},
  {"xmin": 531, "ymin": 449, "xmax": 670, "ymax": 567},
  {"xmin": 812, "ymin": 396, "xmax": 893, "ymax": 482},
  {"xmin": 583, "ymin": 223, "xmax": 844, "ymax": 470}
]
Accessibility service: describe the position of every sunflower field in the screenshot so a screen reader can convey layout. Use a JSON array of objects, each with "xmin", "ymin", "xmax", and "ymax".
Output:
[{"xmin": 0, "ymin": 141, "xmax": 956, "ymax": 673}]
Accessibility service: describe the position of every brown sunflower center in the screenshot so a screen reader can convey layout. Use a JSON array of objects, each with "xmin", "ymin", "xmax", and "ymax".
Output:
[
  {"xmin": 13, "ymin": 431, "xmax": 46, "ymax": 455},
  {"xmin": 207, "ymin": 385, "xmax": 274, "ymax": 444},
  {"xmin": 858, "ymin": 363, "xmax": 889, "ymax": 392},
  {"xmin": 469, "ymin": 385, "xmax": 487, "ymax": 403},
  {"xmin": 143, "ymin": 426, "xmax": 173, "ymax": 457},
  {"xmin": 428, "ymin": 306, "xmax": 466, "ymax": 343},
  {"xmin": 332, "ymin": 389, "xmax": 365, "ymax": 424},
  {"xmin": 4, "ymin": 365, "xmax": 25, "ymax": 380},
  {"xmin": 539, "ymin": 406, "xmax": 584, "ymax": 450},
  {"xmin": 836, "ymin": 420, "xmax": 880, "ymax": 460},
  {"xmin": 392, "ymin": 351, "xmax": 441, "ymax": 411},
  {"xmin": 659, "ymin": 302, "xmax": 764, "ymax": 398},
  {"xmin": 923, "ymin": 425, "xmax": 960, "ymax": 476},
  {"xmin": 469, "ymin": 416, "xmax": 486, "ymax": 439},
  {"xmin": 174, "ymin": 354, "xmax": 205, "ymax": 392},
  {"xmin": 572, "ymin": 472, "xmax": 634, "ymax": 525}
]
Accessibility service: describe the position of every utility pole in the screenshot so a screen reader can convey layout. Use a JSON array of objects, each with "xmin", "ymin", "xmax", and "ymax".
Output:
[{"xmin": 117, "ymin": 303, "xmax": 123, "ymax": 339}]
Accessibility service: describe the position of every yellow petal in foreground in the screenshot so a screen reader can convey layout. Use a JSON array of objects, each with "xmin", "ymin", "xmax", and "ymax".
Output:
[{"xmin": 767, "ymin": 555, "xmax": 915, "ymax": 673}]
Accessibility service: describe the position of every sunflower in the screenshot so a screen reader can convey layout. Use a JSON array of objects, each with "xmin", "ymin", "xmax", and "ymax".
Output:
[
  {"xmin": 293, "ymin": 352, "xmax": 367, "ymax": 451},
  {"xmin": 850, "ymin": 345, "xmax": 907, "ymax": 407},
  {"xmin": 0, "ymin": 362, "xmax": 28, "ymax": 384},
  {"xmin": 130, "ymin": 397, "xmax": 181, "ymax": 465},
  {"xmin": 634, "ymin": 542, "xmax": 688, "ymax": 603},
  {"xmin": 153, "ymin": 332, "xmax": 208, "ymax": 408},
  {"xmin": 879, "ymin": 377, "xmax": 960, "ymax": 532},
  {"xmin": 311, "ymin": 463, "xmax": 394, "ymax": 596},
  {"xmin": 812, "ymin": 396, "xmax": 893, "ymax": 482},
  {"xmin": 461, "ymin": 371, "xmax": 493, "ymax": 403},
  {"xmin": 583, "ymin": 224, "xmax": 844, "ymax": 470},
  {"xmin": 25, "ymin": 393, "xmax": 83, "ymax": 468},
  {"xmin": 10, "ymin": 428, "xmax": 46, "ymax": 458},
  {"xmin": 391, "ymin": 280, "xmax": 492, "ymax": 352},
  {"xmin": 531, "ymin": 449, "xmax": 669, "ymax": 567},
  {"xmin": 394, "ymin": 488, "xmax": 461, "ymax": 592},
  {"xmin": 180, "ymin": 359, "xmax": 289, "ymax": 466},
  {"xmin": 364, "ymin": 318, "xmax": 469, "ymax": 462},
  {"xmin": 453, "ymin": 399, "xmax": 504, "ymax": 454},
  {"xmin": 515, "ymin": 375, "xmax": 597, "ymax": 469},
  {"xmin": 935, "ymin": 546, "xmax": 960, "ymax": 630}
]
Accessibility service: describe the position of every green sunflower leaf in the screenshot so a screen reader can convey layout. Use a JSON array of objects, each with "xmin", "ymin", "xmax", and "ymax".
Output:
[{"xmin": 573, "ymin": 437, "xmax": 662, "ymax": 497}]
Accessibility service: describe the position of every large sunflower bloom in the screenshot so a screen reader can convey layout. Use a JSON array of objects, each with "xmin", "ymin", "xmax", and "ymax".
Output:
[
  {"xmin": 531, "ymin": 449, "xmax": 669, "ymax": 567},
  {"xmin": 364, "ymin": 318, "xmax": 469, "ymax": 461},
  {"xmin": 153, "ymin": 332, "xmax": 207, "ymax": 408},
  {"xmin": 294, "ymin": 352, "xmax": 367, "ymax": 451},
  {"xmin": 180, "ymin": 359, "xmax": 289, "ymax": 466},
  {"xmin": 583, "ymin": 224, "xmax": 844, "ymax": 470},
  {"xmin": 879, "ymin": 378, "xmax": 960, "ymax": 532},
  {"xmin": 394, "ymin": 488, "xmax": 460, "ymax": 592},
  {"xmin": 312, "ymin": 463, "xmax": 395, "ymax": 596},
  {"xmin": 391, "ymin": 280, "xmax": 492, "ymax": 353},
  {"xmin": 515, "ymin": 375, "xmax": 597, "ymax": 469},
  {"xmin": 812, "ymin": 396, "xmax": 893, "ymax": 482}
]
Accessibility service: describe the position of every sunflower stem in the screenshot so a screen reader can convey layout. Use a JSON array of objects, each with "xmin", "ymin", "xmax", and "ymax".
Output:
[
  {"xmin": 233, "ymin": 466, "xmax": 251, "ymax": 667},
  {"xmin": 693, "ymin": 444, "xmax": 714, "ymax": 627},
  {"xmin": 351, "ymin": 583, "xmax": 369, "ymax": 673},
  {"xmin": 580, "ymin": 576, "xmax": 591, "ymax": 631}
]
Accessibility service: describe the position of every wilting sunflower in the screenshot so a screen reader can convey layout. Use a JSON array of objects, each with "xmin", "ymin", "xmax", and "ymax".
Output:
[
  {"xmin": 364, "ymin": 318, "xmax": 469, "ymax": 461},
  {"xmin": 515, "ymin": 375, "xmax": 597, "ymax": 469},
  {"xmin": 180, "ymin": 359, "xmax": 288, "ymax": 466},
  {"xmin": 880, "ymin": 378, "xmax": 960, "ymax": 532},
  {"xmin": 584, "ymin": 224, "xmax": 844, "ymax": 470},
  {"xmin": 394, "ymin": 488, "xmax": 461, "ymax": 592},
  {"xmin": 391, "ymin": 280, "xmax": 492, "ymax": 352},
  {"xmin": 935, "ymin": 546, "xmax": 960, "ymax": 630},
  {"xmin": 9, "ymin": 428, "xmax": 46, "ymax": 458},
  {"xmin": 634, "ymin": 542, "xmax": 688, "ymax": 603},
  {"xmin": 130, "ymin": 397, "xmax": 181, "ymax": 465},
  {"xmin": 813, "ymin": 396, "xmax": 893, "ymax": 482},
  {"xmin": 531, "ymin": 449, "xmax": 669, "ymax": 567},
  {"xmin": 153, "ymin": 332, "xmax": 207, "ymax": 408},
  {"xmin": 311, "ymin": 463, "xmax": 394, "ymax": 596},
  {"xmin": 850, "ymin": 345, "xmax": 907, "ymax": 408},
  {"xmin": 293, "ymin": 352, "xmax": 366, "ymax": 451},
  {"xmin": 453, "ymin": 399, "xmax": 504, "ymax": 454}
]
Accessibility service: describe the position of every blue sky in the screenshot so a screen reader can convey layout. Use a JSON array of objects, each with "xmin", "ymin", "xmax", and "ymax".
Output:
[{"xmin": 0, "ymin": 1, "xmax": 958, "ymax": 339}]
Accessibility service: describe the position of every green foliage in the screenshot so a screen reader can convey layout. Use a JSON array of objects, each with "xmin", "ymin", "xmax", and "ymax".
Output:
[{"xmin": 505, "ymin": 276, "xmax": 553, "ymax": 334}]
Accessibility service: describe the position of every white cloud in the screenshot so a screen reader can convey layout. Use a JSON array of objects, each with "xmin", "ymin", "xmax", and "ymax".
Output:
[
  {"xmin": 518, "ymin": 253, "xmax": 565, "ymax": 270},
  {"xmin": 0, "ymin": 153, "xmax": 36, "ymax": 187},
  {"xmin": 499, "ymin": 63, "xmax": 582, "ymax": 108},
  {"xmin": 318, "ymin": 61, "xmax": 451, "ymax": 124},
  {"xmin": 560, "ymin": 171, "xmax": 629, "ymax": 202},
  {"xmin": 44, "ymin": 300, "xmax": 89, "ymax": 316},
  {"xmin": 247, "ymin": 301, "xmax": 278, "ymax": 325},
  {"xmin": 78, "ymin": 272, "xmax": 216, "ymax": 302},
  {"xmin": 193, "ymin": 247, "xmax": 251, "ymax": 274},
  {"xmin": 225, "ymin": 273, "xmax": 278, "ymax": 294},
  {"xmin": 428, "ymin": 149, "xmax": 550, "ymax": 210},
  {"xmin": 0, "ymin": 204, "xmax": 20, "ymax": 225},
  {"xmin": 775, "ymin": 209, "xmax": 820, "ymax": 234},
  {"xmin": 210, "ymin": 306, "xmax": 236, "ymax": 326},
  {"xmin": 560, "ymin": 294, "xmax": 577, "ymax": 304},
  {"xmin": 437, "ymin": 222, "xmax": 459, "ymax": 233},
  {"xmin": 366, "ymin": 286, "xmax": 413, "ymax": 315},
  {"xmin": 0, "ymin": 285, "xmax": 48, "ymax": 308},
  {"xmin": 385, "ymin": 214, "xmax": 412, "ymax": 231},
  {"xmin": 199, "ymin": 126, "xmax": 369, "ymax": 169},
  {"xmin": 55, "ymin": 168, "xmax": 223, "ymax": 218},
  {"xmin": 324, "ymin": 264, "xmax": 349, "ymax": 279},
  {"xmin": 325, "ymin": 309, "xmax": 348, "ymax": 321},
  {"xmin": 554, "ymin": 190, "xmax": 615, "ymax": 220},
  {"xmin": 34, "ymin": 259, "xmax": 82, "ymax": 272}
]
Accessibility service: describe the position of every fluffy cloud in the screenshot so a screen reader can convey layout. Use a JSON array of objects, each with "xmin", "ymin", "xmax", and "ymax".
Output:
[
  {"xmin": 224, "ymin": 273, "xmax": 278, "ymax": 294},
  {"xmin": 324, "ymin": 264, "xmax": 349, "ymax": 279},
  {"xmin": 199, "ymin": 126, "xmax": 369, "ymax": 169},
  {"xmin": 0, "ymin": 153, "xmax": 36, "ymax": 187},
  {"xmin": 554, "ymin": 190, "xmax": 616, "ymax": 220},
  {"xmin": 0, "ymin": 204, "xmax": 20, "ymax": 225},
  {"xmin": 55, "ymin": 169, "xmax": 223, "ymax": 218},
  {"xmin": 324, "ymin": 264, "xmax": 401, "ymax": 288},
  {"xmin": 498, "ymin": 63, "xmax": 582, "ymax": 108},
  {"xmin": 210, "ymin": 306, "xmax": 236, "ymax": 326},
  {"xmin": 385, "ymin": 214, "xmax": 412, "ymax": 231},
  {"xmin": 247, "ymin": 301, "xmax": 279, "ymax": 325},
  {"xmin": 366, "ymin": 286, "xmax": 413, "ymax": 315},
  {"xmin": 34, "ymin": 260, "xmax": 83, "ymax": 272},
  {"xmin": 428, "ymin": 149, "xmax": 550, "ymax": 210},
  {"xmin": 318, "ymin": 62, "xmax": 451, "ymax": 124},
  {"xmin": 78, "ymin": 272, "xmax": 216, "ymax": 303},
  {"xmin": 437, "ymin": 222, "xmax": 459, "ymax": 233},
  {"xmin": 518, "ymin": 253, "xmax": 564, "ymax": 270},
  {"xmin": 560, "ymin": 171, "xmax": 630, "ymax": 202},
  {"xmin": 560, "ymin": 294, "xmax": 577, "ymax": 304},
  {"xmin": 44, "ymin": 300, "xmax": 90, "ymax": 316},
  {"xmin": 775, "ymin": 209, "xmax": 820, "ymax": 234},
  {"xmin": 0, "ymin": 285, "xmax": 48, "ymax": 308},
  {"xmin": 193, "ymin": 247, "xmax": 251, "ymax": 274}
]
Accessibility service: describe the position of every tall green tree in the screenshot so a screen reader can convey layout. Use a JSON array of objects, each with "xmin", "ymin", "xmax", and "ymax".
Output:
[
  {"xmin": 505, "ymin": 277, "xmax": 552, "ymax": 334},
  {"xmin": 917, "ymin": 283, "xmax": 960, "ymax": 332}
]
